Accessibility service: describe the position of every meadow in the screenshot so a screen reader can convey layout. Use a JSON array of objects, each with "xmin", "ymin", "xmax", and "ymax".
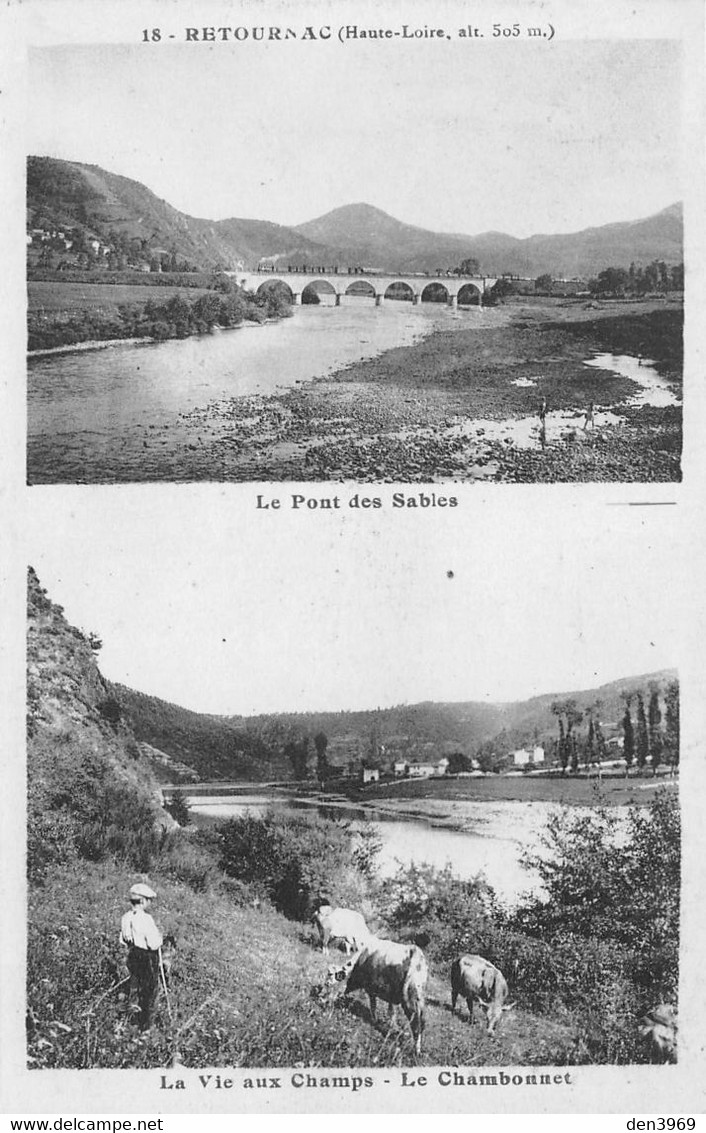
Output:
[
  {"xmin": 28, "ymin": 792, "xmax": 679, "ymax": 1070},
  {"xmin": 28, "ymin": 280, "xmax": 214, "ymax": 316},
  {"xmin": 338, "ymin": 769, "xmax": 676, "ymax": 811}
]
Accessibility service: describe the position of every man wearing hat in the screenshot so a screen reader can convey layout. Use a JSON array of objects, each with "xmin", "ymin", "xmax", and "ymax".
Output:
[{"xmin": 120, "ymin": 883, "xmax": 164, "ymax": 1029}]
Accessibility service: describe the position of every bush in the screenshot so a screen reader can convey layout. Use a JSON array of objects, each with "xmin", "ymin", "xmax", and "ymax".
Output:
[
  {"xmin": 164, "ymin": 794, "xmax": 191, "ymax": 827},
  {"xmin": 376, "ymin": 861, "xmax": 496, "ymax": 962},
  {"xmin": 514, "ymin": 790, "xmax": 679, "ymax": 1001},
  {"xmin": 27, "ymin": 802, "xmax": 78, "ymax": 885},
  {"xmin": 214, "ymin": 810, "xmax": 371, "ymax": 921},
  {"xmin": 153, "ymin": 830, "xmax": 220, "ymax": 892}
]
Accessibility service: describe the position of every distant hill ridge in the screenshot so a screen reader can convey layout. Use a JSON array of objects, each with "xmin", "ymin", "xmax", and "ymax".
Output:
[
  {"xmin": 28, "ymin": 155, "xmax": 682, "ymax": 277},
  {"xmin": 116, "ymin": 669, "xmax": 677, "ymax": 782}
]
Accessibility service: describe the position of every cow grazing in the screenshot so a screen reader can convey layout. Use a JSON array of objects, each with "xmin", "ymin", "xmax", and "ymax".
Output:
[
  {"xmin": 313, "ymin": 902, "xmax": 370, "ymax": 955},
  {"xmin": 451, "ymin": 954, "xmax": 513, "ymax": 1034},
  {"xmin": 638, "ymin": 1004, "xmax": 677, "ymax": 1064},
  {"xmin": 345, "ymin": 938, "xmax": 428, "ymax": 1055}
]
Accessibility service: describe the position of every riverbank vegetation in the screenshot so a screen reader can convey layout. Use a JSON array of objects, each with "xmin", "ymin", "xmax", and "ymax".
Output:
[{"xmin": 27, "ymin": 276, "xmax": 291, "ymax": 352}]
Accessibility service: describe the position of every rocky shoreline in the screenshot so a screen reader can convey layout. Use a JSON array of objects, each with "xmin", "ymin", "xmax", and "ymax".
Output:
[
  {"xmin": 28, "ymin": 298, "xmax": 682, "ymax": 484},
  {"xmin": 171, "ymin": 299, "xmax": 682, "ymax": 483}
]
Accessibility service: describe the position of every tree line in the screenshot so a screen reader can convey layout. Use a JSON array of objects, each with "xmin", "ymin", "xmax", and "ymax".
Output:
[
  {"xmin": 27, "ymin": 278, "xmax": 292, "ymax": 352},
  {"xmin": 549, "ymin": 679, "xmax": 679, "ymax": 777}
]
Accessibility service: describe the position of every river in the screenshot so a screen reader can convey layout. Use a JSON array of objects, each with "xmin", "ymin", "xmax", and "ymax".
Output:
[
  {"xmin": 185, "ymin": 791, "xmax": 557, "ymax": 906},
  {"xmin": 27, "ymin": 297, "xmax": 451, "ymax": 482}
]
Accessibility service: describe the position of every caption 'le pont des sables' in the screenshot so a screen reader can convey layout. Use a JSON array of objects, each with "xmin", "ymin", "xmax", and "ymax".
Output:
[{"xmin": 256, "ymin": 492, "xmax": 459, "ymax": 511}]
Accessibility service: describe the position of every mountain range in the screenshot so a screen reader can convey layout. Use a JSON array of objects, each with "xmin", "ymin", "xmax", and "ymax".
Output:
[{"xmin": 28, "ymin": 156, "xmax": 683, "ymax": 279}]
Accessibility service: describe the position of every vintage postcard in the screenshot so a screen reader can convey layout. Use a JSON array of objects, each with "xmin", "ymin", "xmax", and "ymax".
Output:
[
  {"xmin": 1, "ymin": 0, "xmax": 705, "ymax": 1120},
  {"xmin": 20, "ymin": 1, "xmax": 693, "ymax": 486}
]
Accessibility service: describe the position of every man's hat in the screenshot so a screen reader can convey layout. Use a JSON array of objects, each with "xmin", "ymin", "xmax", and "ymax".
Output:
[{"xmin": 129, "ymin": 883, "xmax": 156, "ymax": 900}]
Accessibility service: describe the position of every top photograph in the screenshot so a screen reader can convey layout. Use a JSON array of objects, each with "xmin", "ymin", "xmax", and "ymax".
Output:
[{"xmin": 26, "ymin": 35, "xmax": 684, "ymax": 484}]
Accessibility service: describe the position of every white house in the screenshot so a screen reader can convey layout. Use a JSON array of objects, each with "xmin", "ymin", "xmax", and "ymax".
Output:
[
  {"xmin": 361, "ymin": 767, "xmax": 380, "ymax": 785},
  {"xmin": 407, "ymin": 763, "xmax": 436, "ymax": 779},
  {"xmin": 406, "ymin": 758, "xmax": 450, "ymax": 779},
  {"xmin": 512, "ymin": 745, "xmax": 545, "ymax": 767}
]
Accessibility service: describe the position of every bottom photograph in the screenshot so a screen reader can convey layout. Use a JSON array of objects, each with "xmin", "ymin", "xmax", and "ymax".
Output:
[{"xmin": 24, "ymin": 506, "xmax": 681, "ymax": 1074}]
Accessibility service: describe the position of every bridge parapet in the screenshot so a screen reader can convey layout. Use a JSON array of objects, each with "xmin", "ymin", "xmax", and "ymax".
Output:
[{"xmin": 231, "ymin": 269, "xmax": 497, "ymax": 307}]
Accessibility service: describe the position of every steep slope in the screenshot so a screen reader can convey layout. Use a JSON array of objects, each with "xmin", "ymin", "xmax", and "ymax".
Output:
[
  {"xmin": 114, "ymin": 684, "xmax": 283, "ymax": 781},
  {"xmin": 27, "ymin": 568, "xmax": 172, "ymax": 878},
  {"xmin": 27, "ymin": 156, "xmax": 328, "ymax": 270}
]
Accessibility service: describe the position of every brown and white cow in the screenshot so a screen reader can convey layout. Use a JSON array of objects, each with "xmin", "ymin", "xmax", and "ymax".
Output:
[
  {"xmin": 344, "ymin": 938, "xmax": 428, "ymax": 1055},
  {"xmin": 638, "ymin": 1003, "xmax": 677, "ymax": 1064},
  {"xmin": 451, "ymin": 954, "xmax": 513, "ymax": 1034},
  {"xmin": 313, "ymin": 902, "xmax": 370, "ymax": 956}
]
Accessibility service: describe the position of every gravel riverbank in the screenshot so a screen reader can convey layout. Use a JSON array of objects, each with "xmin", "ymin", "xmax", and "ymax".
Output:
[
  {"xmin": 29, "ymin": 297, "xmax": 682, "ymax": 483},
  {"xmin": 174, "ymin": 298, "xmax": 682, "ymax": 483}
]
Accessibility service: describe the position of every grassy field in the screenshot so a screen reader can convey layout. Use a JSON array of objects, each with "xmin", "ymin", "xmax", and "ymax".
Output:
[
  {"xmin": 338, "ymin": 771, "xmax": 676, "ymax": 809},
  {"xmin": 28, "ymin": 280, "xmax": 213, "ymax": 315},
  {"xmin": 28, "ymin": 859, "xmax": 579, "ymax": 1070}
]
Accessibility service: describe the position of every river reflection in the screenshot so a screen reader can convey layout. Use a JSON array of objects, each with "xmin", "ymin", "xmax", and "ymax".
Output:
[
  {"xmin": 28, "ymin": 300, "xmax": 446, "ymax": 437},
  {"xmin": 186, "ymin": 793, "xmax": 550, "ymax": 906}
]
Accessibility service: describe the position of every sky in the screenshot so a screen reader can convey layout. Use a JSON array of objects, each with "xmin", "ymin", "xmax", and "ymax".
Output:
[
  {"xmin": 27, "ymin": 38, "xmax": 683, "ymax": 237},
  {"xmin": 25, "ymin": 489, "xmax": 686, "ymax": 717}
]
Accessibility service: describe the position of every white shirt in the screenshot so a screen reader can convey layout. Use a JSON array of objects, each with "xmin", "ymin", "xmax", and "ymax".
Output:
[{"xmin": 120, "ymin": 906, "xmax": 163, "ymax": 951}]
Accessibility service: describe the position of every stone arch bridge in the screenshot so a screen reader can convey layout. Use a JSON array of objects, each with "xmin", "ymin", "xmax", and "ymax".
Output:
[{"xmin": 232, "ymin": 269, "xmax": 498, "ymax": 308}]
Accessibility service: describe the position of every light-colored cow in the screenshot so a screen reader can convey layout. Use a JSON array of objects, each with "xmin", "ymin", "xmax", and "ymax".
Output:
[
  {"xmin": 344, "ymin": 938, "xmax": 428, "ymax": 1055},
  {"xmin": 638, "ymin": 1004, "xmax": 677, "ymax": 1064},
  {"xmin": 313, "ymin": 903, "xmax": 370, "ymax": 955},
  {"xmin": 451, "ymin": 954, "xmax": 513, "ymax": 1034}
]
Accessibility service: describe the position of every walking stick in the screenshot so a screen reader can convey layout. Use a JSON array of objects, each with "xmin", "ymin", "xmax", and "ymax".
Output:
[{"xmin": 158, "ymin": 947, "xmax": 174, "ymax": 1024}]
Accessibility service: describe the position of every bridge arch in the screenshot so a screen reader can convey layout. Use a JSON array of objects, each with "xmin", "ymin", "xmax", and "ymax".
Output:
[
  {"xmin": 421, "ymin": 281, "xmax": 449, "ymax": 304},
  {"xmin": 255, "ymin": 278, "xmax": 294, "ymax": 302},
  {"xmin": 457, "ymin": 282, "xmax": 482, "ymax": 306},
  {"xmin": 384, "ymin": 280, "xmax": 415, "ymax": 302},
  {"xmin": 344, "ymin": 279, "xmax": 376, "ymax": 298},
  {"xmin": 302, "ymin": 279, "xmax": 337, "ymax": 305}
]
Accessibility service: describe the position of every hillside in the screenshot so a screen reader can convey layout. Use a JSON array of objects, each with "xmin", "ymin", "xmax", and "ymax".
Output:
[
  {"xmin": 115, "ymin": 669, "xmax": 677, "ymax": 783},
  {"xmin": 113, "ymin": 684, "xmax": 280, "ymax": 782},
  {"xmin": 27, "ymin": 156, "xmax": 328, "ymax": 271},
  {"xmin": 517, "ymin": 204, "xmax": 684, "ymax": 279},
  {"xmin": 293, "ymin": 202, "xmax": 683, "ymax": 277},
  {"xmin": 27, "ymin": 568, "xmax": 173, "ymax": 877},
  {"xmin": 294, "ymin": 202, "xmax": 486, "ymax": 273},
  {"xmin": 28, "ymin": 156, "xmax": 682, "ymax": 276}
]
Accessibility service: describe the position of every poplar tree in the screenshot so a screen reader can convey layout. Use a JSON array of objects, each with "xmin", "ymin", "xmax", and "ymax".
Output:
[
  {"xmin": 314, "ymin": 731, "xmax": 330, "ymax": 783},
  {"xmin": 622, "ymin": 701, "xmax": 635, "ymax": 777},
  {"xmin": 664, "ymin": 680, "xmax": 680, "ymax": 774},
  {"xmin": 648, "ymin": 687, "xmax": 663, "ymax": 777},
  {"xmin": 636, "ymin": 693, "xmax": 649, "ymax": 772}
]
